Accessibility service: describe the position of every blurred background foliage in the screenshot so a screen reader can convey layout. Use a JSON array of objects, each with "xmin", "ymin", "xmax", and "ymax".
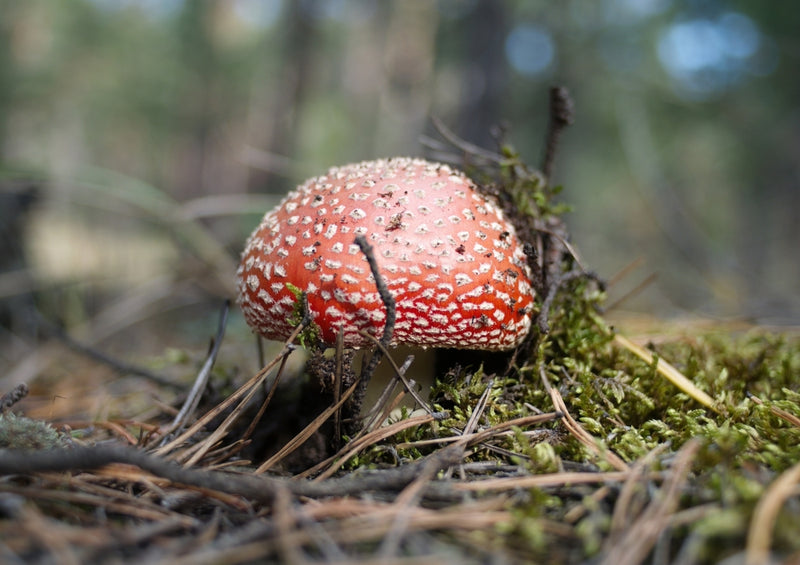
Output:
[{"xmin": 0, "ymin": 0, "xmax": 798, "ymax": 375}]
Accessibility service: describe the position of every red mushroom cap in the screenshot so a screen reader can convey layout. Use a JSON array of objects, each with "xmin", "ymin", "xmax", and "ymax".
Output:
[{"xmin": 237, "ymin": 157, "xmax": 535, "ymax": 350}]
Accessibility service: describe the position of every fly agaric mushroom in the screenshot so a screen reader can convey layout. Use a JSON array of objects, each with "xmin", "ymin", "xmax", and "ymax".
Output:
[{"xmin": 237, "ymin": 157, "xmax": 535, "ymax": 350}]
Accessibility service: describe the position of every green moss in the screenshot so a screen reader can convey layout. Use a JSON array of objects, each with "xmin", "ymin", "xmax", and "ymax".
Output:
[{"xmin": 285, "ymin": 283, "xmax": 321, "ymax": 347}]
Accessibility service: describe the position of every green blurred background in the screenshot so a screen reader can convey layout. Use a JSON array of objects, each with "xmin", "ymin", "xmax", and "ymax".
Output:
[{"xmin": 1, "ymin": 0, "xmax": 798, "ymax": 374}]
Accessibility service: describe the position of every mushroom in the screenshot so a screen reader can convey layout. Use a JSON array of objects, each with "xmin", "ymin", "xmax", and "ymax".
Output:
[{"xmin": 237, "ymin": 157, "xmax": 535, "ymax": 351}]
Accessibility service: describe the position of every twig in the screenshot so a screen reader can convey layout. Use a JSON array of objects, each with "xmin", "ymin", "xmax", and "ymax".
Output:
[
  {"xmin": 607, "ymin": 256, "xmax": 645, "ymax": 288},
  {"xmin": 0, "ymin": 383, "xmax": 29, "ymax": 411},
  {"xmin": 0, "ymin": 442, "xmax": 466, "ymax": 503},
  {"xmin": 162, "ymin": 300, "xmax": 230, "ymax": 436},
  {"xmin": 537, "ymin": 269, "xmax": 599, "ymax": 334},
  {"xmin": 541, "ymin": 86, "xmax": 574, "ymax": 180},
  {"xmin": 332, "ymin": 328, "xmax": 345, "ymax": 451},
  {"xmin": 463, "ymin": 379, "xmax": 493, "ymax": 438},
  {"xmin": 426, "ymin": 116, "xmax": 506, "ymax": 165},
  {"xmin": 39, "ymin": 315, "xmax": 179, "ymax": 389},
  {"xmin": 353, "ymin": 234, "xmax": 396, "ymax": 420},
  {"xmin": 605, "ymin": 273, "xmax": 658, "ymax": 313},
  {"xmin": 0, "ymin": 445, "xmax": 279, "ymax": 504}
]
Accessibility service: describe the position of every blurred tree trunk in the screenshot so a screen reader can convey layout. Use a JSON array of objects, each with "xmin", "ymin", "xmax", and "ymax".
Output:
[
  {"xmin": 0, "ymin": 0, "xmax": 17, "ymax": 160},
  {"xmin": 174, "ymin": 1, "xmax": 221, "ymax": 197},
  {"xmin": 458, "ymin": 0, "xmax": 509, "ymax": 148},
  {"xmin": 254, "ymin": 0, "xmax": 318, "ymax": 194}
]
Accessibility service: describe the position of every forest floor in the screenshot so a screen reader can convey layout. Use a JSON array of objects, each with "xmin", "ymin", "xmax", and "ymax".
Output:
[{"xmin": 2, "ymin": 308, "xmax": 798, "ymax": 565}]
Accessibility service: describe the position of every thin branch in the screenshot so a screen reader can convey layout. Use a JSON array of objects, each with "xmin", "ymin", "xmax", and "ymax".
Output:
[
  {"xmin": 353, "ymin": 234, "xmax": 396, "ymax": 419},
  {"xmin": 162, "ymin": 300, "xmax": 230, "ymax": 436},
  {"xmin": 152, "ymin": 323, "xmax": 306, "ymax": 456},
  {"xmin": 1, "ymin": 383, "xmax": 29, "ymax": 411},
  {"xmin": 0, "ymin": 443, "xmax": 467, "ymax": 504},
  {"xmin": 427, "ymin": 116, "xmax": 506, "ymax": 165},
  {"xmin": 39, "ymin": 315, "xmax": 179, "ymax": 389},
  {"xmin": 536, "ymin": 269, "xmax": 592, "ymax": 334},
  {"xmin": 541, "ymin": 86, "xmax": 574, "ymax": 180}
]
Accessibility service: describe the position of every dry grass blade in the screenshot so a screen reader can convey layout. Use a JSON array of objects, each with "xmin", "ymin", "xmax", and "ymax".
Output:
[
  {"xmin": 0, "ymin": 481, "xmax": 199, "ymax": 526},
  {"xmin": 462, "ymin": 378, "xmax": 493, "ymax": 437},
  {"xmin": 307, "ymin": 413, "xmax": 436, "ymax": 481},
  {"xmin": 161, "ymin": 301, "xmax": 229, "ymax": 436},
  {"xmin": 748, "ymin": 393, "xmax": 800, "ymax": 428},
  {"xmin": 255, "ymin": 378, "xmax": 361, "ymax": 474},
  {"xmin": 614, "ymin": 333, "xmax": 717, "ymax": 411},
  {"xmin": 377, "ymin": 443, "xmax": 462, "ymax": 559},
  {"xmin": 746, "ymin": 460, "xmax": 800, "ymax": 565},
  {"xmin": 152, "ymin": 324, "xmax": 305, "ymax": 458},
  {"xmin": 541, "ymin": 367, "xmax": 629, "ymax": 472},
  {"xmin": 393, "ymin": 411, "xmax": 560, "ymax": 450},
  {"xmin": 361, "ymin": 355, "xmax": 416, "ymax": 435},
  {"xmin": 16, "ymin": 503, "xmax": 81, "ymax": 565},
  {"xmin": 181, "ymin": 349, "xmax": 292, "ymax": 467},
  {"xmin": 605, "ymin": 272, "xmax": 658, "ymax": 312},
  {"xmin": 598, "ymin": 439, "xmax": 700, "ymax": 565},
  {"xmin": 359, "ymin": 331, "xmax": 434, "ymax": 416},
  {"xmin": 609, "ymin": 443, "xmax": 669, "ymax": 536},
  {"xmin": 452, "ymin": 470, "xmax": 654, "ymax": 492},
  {"xmin": 273, "ymin": 486, "xmax": 307, "ymax": 565}
]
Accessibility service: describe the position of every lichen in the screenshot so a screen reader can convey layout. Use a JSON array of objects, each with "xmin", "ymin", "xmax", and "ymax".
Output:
[{"xmin": 0, "ymin": 412, "xmax": 70, "ymax": 450}]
